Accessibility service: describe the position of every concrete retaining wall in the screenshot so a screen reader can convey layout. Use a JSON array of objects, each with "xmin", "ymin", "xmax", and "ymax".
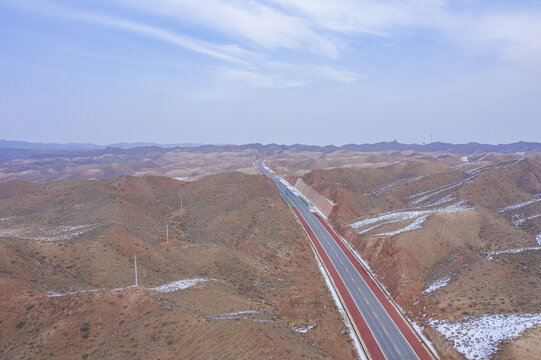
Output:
[{"xmin": 295, "ymin": 178, "xmax": 336, "ymax": 218}]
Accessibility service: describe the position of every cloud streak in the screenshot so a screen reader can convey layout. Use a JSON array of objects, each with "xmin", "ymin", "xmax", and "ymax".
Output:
[
  {"xmin": 5, "ymin": 0, "xmax": 541, "ymax": 93},
  {"xmin": 9, "ymin": 0, "xmax": 250, "ymax": 65}
]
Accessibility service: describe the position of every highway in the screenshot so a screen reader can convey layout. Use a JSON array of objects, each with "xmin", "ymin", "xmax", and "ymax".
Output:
[{"xmin": 255, "ymin": 160, "xmax": 434, "ymax": 360}]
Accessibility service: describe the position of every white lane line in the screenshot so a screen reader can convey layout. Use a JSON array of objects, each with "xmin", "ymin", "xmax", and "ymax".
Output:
[{"xmin": 276, "ymin": 178, "xmax": 412, "ymax": 360}]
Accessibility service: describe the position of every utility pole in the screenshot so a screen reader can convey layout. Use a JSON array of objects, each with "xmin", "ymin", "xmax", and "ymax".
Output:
[
  {"xmin": 134, "ymin": 254, "xmax": 138, "ymax": 286},
  {"xmin": 166, "ymin": 223, "xmax": 169, "ymax": 243}
]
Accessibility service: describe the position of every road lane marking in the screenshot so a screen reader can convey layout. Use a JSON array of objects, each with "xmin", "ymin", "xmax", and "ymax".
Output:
[
  {"xmin": 373, "ymin": 311, "xmax": 378, "ymax": 319},
  {"xmin": 382, "ymin": 326, "xmax": 388, "ymax": 335},
  {"xmin": 278, "ymin": 181, "xmax": 430, "ymax": 360}
]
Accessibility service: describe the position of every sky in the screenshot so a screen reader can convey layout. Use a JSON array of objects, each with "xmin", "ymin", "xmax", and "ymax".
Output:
[{"xmin": 1, "ymin": 0, "xmax": 540, "ymax": 146}]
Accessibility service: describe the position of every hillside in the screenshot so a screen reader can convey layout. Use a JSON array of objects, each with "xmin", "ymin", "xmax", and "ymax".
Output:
[
  {"xmin": 2, "ymin": 141, "xmax": 541, "ymax": 182},
  {"xmin": 277, "ymin": 153, "xmax": 541, "ymax": 360},
  {"xmin": 0, "ymin": 173, "xmax": 356, "ymax": 359}
]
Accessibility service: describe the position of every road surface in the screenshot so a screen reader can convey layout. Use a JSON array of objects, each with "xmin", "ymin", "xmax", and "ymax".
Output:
[{"xmin": 255, "ymin": 160, "xmax": 435, "ymax": 360}]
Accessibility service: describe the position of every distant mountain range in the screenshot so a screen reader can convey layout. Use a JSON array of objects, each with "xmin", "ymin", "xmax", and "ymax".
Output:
[
  {"xmin": 0, "ymin": 140, "xmax": 204, "ymax": 151},
  {"xmin": 1, "ymin": 139, "xmax": 540, "ymax": 162}
]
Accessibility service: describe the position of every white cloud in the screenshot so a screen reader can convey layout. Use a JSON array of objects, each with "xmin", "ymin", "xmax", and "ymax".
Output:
[
  {"xmin": 215, "ymin": 64, "xmax": 360, "ymax": 89},
  {"xmin": 268, "ymin": 0, "xmax": 445, "ymax": 35},
  {"xmin": 467, "ymin": 11, "xmax": 541, "ymax": 61},
  {"xmin": 117, "ymin": 0, "xmax": 541, "ymax": 65},
  {"xmin": 315, "ymin": 66, "xmax": 360, "ymax": 83},
  {"xmin": 7, "ymin": 0, "xmax": 541, "ymax": 94},
  {"xmin": 216, "ymin": 66, "xmax": 307, "ymax": 89},
  {"xmin": 118, "ymin": 0, "xmax": 340, "ymax": 57},
  {"xmin": 10, "ymin": 0, "xmax": 249, "ymax": 64}
]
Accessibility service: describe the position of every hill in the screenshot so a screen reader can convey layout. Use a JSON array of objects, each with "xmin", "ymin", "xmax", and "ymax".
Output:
[
  {"xmin": 278, "ymin": 153, "xmax": 541, "ymax": 359},
  {"xmin": 2, "ymin": 141, "xmax": 541, "ymax": 181},
  {"xmin": 0, "ymin": 173, "xmax": 356, "ymax": 359}
]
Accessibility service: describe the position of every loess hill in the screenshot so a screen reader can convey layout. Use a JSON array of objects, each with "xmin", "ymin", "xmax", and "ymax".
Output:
[
  {"xmin": 280, "ymin": 152, "xmax": 541, "ymax": 359},
  {"xmin": 0, "ymin": 173, "xmax": 356, "ymax": 359}
]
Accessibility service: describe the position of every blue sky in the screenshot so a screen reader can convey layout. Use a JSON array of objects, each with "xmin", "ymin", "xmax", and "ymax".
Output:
[{"xmin": 1, "ymin": 0, "xmax": 540, "ymax": 145}]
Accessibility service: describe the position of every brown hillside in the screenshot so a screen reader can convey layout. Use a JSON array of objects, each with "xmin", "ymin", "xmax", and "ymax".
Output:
[
  {"xmin": 0, "ymin": 173, "xmax": 355, "ymax": 359},
  {"xmin": 291, "ymin": 154, "xmax": 541, "ymax": 359}
]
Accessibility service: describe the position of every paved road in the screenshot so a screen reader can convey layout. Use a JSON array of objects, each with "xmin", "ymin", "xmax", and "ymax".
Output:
[{"xmin": 256, "ymin": 160, "xmax": 434, "ymax": 360}]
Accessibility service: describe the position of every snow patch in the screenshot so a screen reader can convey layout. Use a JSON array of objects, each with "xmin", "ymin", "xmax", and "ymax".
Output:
[
  {"xmin": 499, "ymin": 193, "xmax": 541, "ymax": 213},
  {"xmin": 422, "ymin": 194, "xmax": 456, "ymax": 208},
  {"xmin": 429, "ymin": 313, "xmax": 541, "ymax": 360},
  {"xmin": 351, "ymin": 202, "xmax": 471, "ymax": 236},
  {"xmin": 486, "ymin": 247, "xmax": 541, "ymax": 260},
  {"xmin": 1, "ymin": 223, "xmax": 103, "ymax": 242},
  {"xmin": 206, "ymin": 310, "xmax": 274, "ymax": 322},
  {"xmin": 46, "ymin": 278, "xmax": 217, "ymax": 297},
  {"xmin": 422, "ymin": 274, "xmax": 451, "ymax": 294},
  {"xmin": 465, "ymin": 165, "xmax": 491, "ymax": 175},
  {"xmin": 537, "ymin": 234, "xmax": 541, "ymax": 246},
  {"xmin": 291, "ymin": 324, "xmax": 315, "ymax": 333},
  {"xmin": 151, "ymin": 278, "xmax": 216, "ymax": 293},
  {"xmin": 496, "ymin": 158, "xmax": 525, "ymax": 169},
  {"xmin": 406, "ymin": 171, "xmax": 483, "ymax": 207},
  {"xmin": 461, "ymin": 156, "xmax": 469, "ymax": 163},
  {"xmin": 45, "ymin": 289, "xmax": 102, "ymax": 297},
  {"xmin": 409, "ymin": 321, "xmax": 440, "ymax": 359},
  {"xmin": 476, "ymin": 154, "xmax": 490, "ymax": 162},
  {"xmin": 372, "ymin": 176, "xmax": 426, "ymax": 196},
  {"xmin": 375, "ymin": 214, "xmax": 429, "ymax": 236},
  {"xmin": 513, "ymin": 213, "xmax": 541, "ymax": 227}
]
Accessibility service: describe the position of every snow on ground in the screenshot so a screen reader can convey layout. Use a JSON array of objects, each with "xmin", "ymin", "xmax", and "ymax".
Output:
[
  {"xmin": 496, "ymin": 158, "xmax": 525, "ymax": 169},
  {"xmin": 406, "ymin": 170, "xmax": 484, "ymax": 207},
  {"xmin": 351, "ymin": 202, "xmax": 471, "ymax": 236},
  {"xmin": 465, "ymin": 165, "xmax": 491, "ymax": 176},
  {"xmin": 461, "ymin": 156, "xmax": 469, "ymax": 163},
  {"xmin": 485, "ymin": 247, "xmax": 541, "ymax": 260},
  {"xmin": 0, "ymin": 223, "xmax": 104, "ymax": 242},
  {"xmin": 422, "ymin": 274, "xmax": 452, "ymax": 294},
  {"xmin": 409, "ymin": 320, "xmax": 440, "ymax": 359},
  {"xmin": 206, "ymin": 310, "xmax": 275, "ymax": 322},
  {"xmin": 499, "ymin": 193, "xmax": 541, "ymax": 213},
  {"xmin": 408, "ymin": 181, "xmax": 464, "ymax": 207},
  {"xmin": 150, "ymin": 278, "xmax": 217, "ymax": 293},
  {"xmin": 513, "ymin": 213, "xmax": 541, "ymax": 227},
  {"xmin": 422, "ymin": 194, "xmax": 456, "ymax": 208},
  {"xmin": 371, "ymin": 176, "xmax": 426, "ymax": 196},
  {"xmin": 476, "ymin": 154, "xmax": 490, "ymax": 162},
  {"xmin": 46, "ymin": 289, "xmax": 102, "ymax": 297},
  {"xmin": 291, "ymin": 324, "xmax": 315, "ymax": 333},
  {"xmin": 429, "ymin": 313, "xmax": 541, "ymax": 360},
  {"xmin": 46, "ymin": 278, "xmax": 217, "ymax": 297},
  {"xmin": 375, "ymin": 215, "xmax": 429, "ymax": 236},
  {"xmin": 0, "ymin": 216, "xmax": 15, "ymax": 221},
  {"xmin": 537, "ymin": 234, "xmax": 541, "ymax": 246}
]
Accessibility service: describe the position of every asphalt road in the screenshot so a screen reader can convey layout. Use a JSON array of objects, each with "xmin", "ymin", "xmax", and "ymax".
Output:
[{"xmin": 256, "ymin": 160, "xmax": 434, "ymax": 360}]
